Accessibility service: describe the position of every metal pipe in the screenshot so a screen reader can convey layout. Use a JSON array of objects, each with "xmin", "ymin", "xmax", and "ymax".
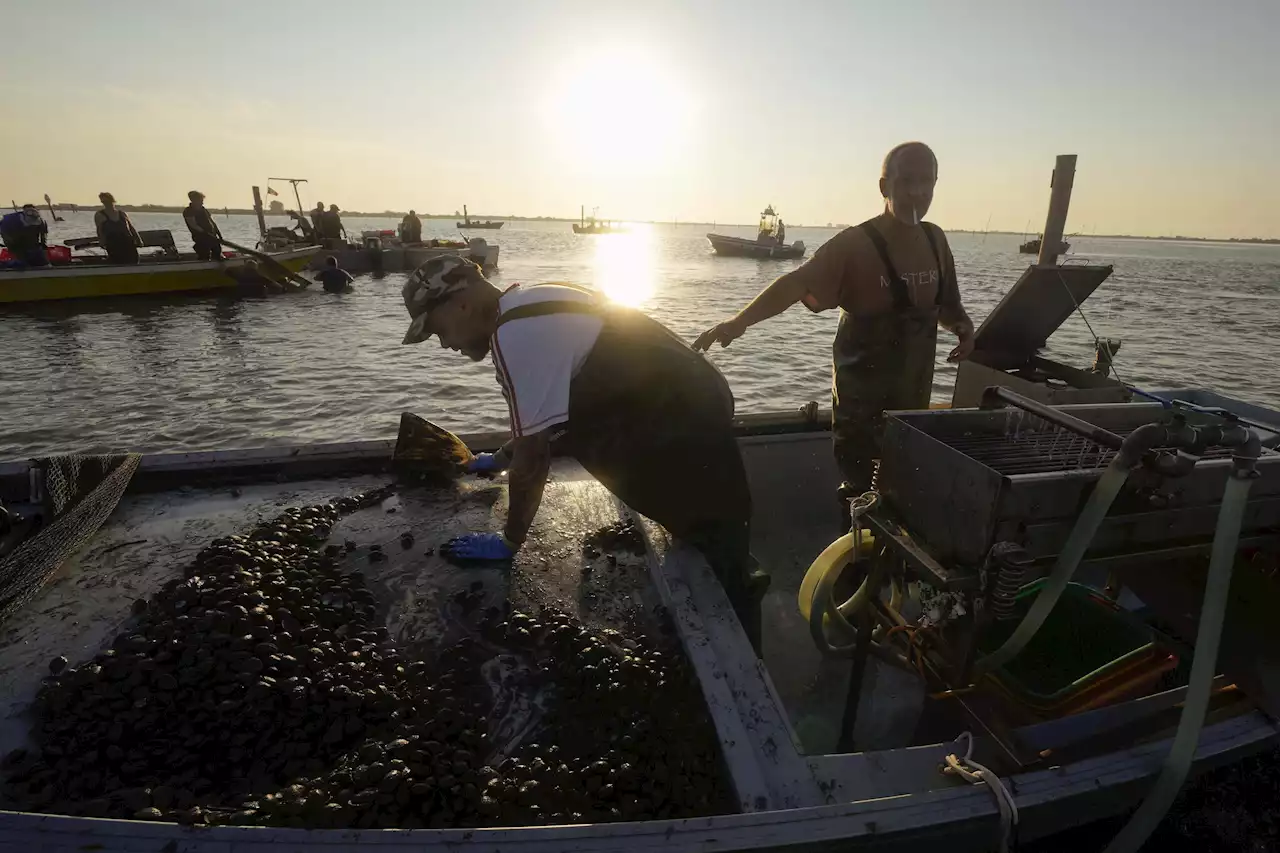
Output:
[
  {"xmin": 980, "ymin": 386, "xmax": 1124, "ymax": 450},
  {"xmin": 1038, "ymin": 154, "xmax": 1076, "ymax": 265}
]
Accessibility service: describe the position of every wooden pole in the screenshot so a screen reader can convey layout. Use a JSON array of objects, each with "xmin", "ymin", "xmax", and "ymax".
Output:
[
  {"xmin": 1038, "ymin": 154, "xmax": 1077, "ymax": 266},
  {"xmin": 252, "ymin": 186, "xmax": 267, "ymax": 238}
]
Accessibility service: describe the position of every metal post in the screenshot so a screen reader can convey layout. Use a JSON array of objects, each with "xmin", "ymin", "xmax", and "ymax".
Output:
[
  {"xmin": 836, "ymin": 607, "xmax": 874, "ymax": 753},
  {"xmin": 252, "ymin": 186, "xmax": 267, "ymax": 238},
  {"xmin": 1038, "ymin": 154, "xmax": 1077, "ymax": 265}
]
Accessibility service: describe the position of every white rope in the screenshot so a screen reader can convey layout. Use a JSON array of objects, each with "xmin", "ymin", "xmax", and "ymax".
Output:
[{"xmin": 943, "ymin": 732, "xmax": 1019, "ymax": 853}]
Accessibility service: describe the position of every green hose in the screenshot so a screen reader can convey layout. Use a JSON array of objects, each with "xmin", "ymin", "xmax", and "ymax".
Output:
[
  {"xmin": 975, "ymin": 458, "xmax": 1131, "ymax": 675},
  {"xmin": 1102, "ymin": 474, "xmax": 1254, "ymax": 853}
]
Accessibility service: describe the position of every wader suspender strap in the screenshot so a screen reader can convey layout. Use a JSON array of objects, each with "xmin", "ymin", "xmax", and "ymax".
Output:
[
  {"xmin": 496, "ymin": 300, "xmax": 602, "ymax": 328},
  {"xmin": 860, "ymin": 223, "xmax": 911, "ymax": 311},
  {"xmin": 921, "ymin": 223, "xmax": 947, "ymax": 306},
  {"xmin": 862, "ymin": 222, "xmax": 948, "ymax": 309}
]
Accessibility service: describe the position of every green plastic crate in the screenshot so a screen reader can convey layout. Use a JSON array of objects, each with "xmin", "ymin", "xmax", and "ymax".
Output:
[{"xmin": 978, "ymin": 581, "xmax": 1159, "ymax": 706}]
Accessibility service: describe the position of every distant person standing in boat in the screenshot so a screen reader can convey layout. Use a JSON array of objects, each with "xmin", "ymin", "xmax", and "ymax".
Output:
[
  {"xmin": 94, "ymin": 192, "xmax": 141, "ymax": 264},
  {"xmin": 401, "ymin": 210, "xmax": 423, "ymax": 244},
  {"xmin": 316, "ymin": 255, "xmax": 354, "ymax": 293},
  {"xmin": 321, "ymin": 204, "xmax": 347, "ymax": 244},
  {"xmin": 694, "ymin": 141, "xmax": 975, "ymax": 502},
  {"xmin": 183, "ymin": 191, "xmax": 223, "ymax": 261},
  {"xmin": 311, "ymin": 202, "xmax": 326, "ymax": 237},
  {"xmin": 0, "ymin": 204, "xmax": 49, "ymax": 267},
  {"xmin": 776, "ymin": 219, "xmax": 787, "ymax": 245}
]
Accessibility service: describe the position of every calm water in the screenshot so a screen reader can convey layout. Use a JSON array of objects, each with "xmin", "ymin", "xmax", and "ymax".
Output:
[{"xmin": 3, "ymin": 212, "xmax": 1278, "ymax": 460}]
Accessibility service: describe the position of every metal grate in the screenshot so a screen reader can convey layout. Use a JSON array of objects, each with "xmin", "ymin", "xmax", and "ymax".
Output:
[{"xmin": 942, "ymin": 428, "xmax": 1258, "ymax": 476}]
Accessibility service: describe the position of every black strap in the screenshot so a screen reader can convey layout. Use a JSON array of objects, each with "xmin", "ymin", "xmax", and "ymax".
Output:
[
  {"xmin": 496, "ymin": 299, "xmax": 603, "ymax": 328},
  {"xmin": 860, "ymin": 223, "xmax": 912, "ymax": 311},
  {"xmin": 921, "ymin": 223, "xmax": 947, "ymax": 306}
]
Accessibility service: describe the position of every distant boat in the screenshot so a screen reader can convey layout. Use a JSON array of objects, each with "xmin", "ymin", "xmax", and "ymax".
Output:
[
  {"xmin": 0, "ymin": 233, "xmax": 318, "ymax": 304},
  {"xmin": 1020, "ymin": 234, "xmax": 1069, "ymax": 254},
  {"xmin": 707, "ymin": 205, "xmax": 806, "ymax": 260},
  {"xmin": 457, "ymin": 205, "xmax": 504, "ymax": 230},
  {"xmin": 573, "ymin": 206, "xmax": 624, "ymax": 235}
]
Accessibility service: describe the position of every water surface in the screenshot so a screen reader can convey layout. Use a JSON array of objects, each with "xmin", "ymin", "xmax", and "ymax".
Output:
[{"xmin": 3, "ymin": 213, "xmax": 1277, "ymax": 459}]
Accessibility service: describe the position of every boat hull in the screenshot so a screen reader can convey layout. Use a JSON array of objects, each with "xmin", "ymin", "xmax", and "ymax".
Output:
[
  {"xmin": 0, "ymin": 404, "xmax": 1274, "ymax": 845},
  {"xmin": 306, "ymin": 242, "xmax": 499, "ymax": 273},
  {"xmin": 0, "ymin": 415, "xmax": 1275, "ymax": 849},
  {"xmin": 707, "ymin": 233, "xmax": 805, "ymax": 259},
  {"xmin": 456, "ymin": 221, "xmax": 504, "ymax": 229},
  {"xmin": 1020, "ymin": 239, "xmax": 1070, "ymax": 254},
  {"xmin": 0, "ymin": 247, "xmax": 320, "ymax": 304}
]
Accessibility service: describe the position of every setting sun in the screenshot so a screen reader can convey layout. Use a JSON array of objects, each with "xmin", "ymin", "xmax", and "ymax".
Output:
[{"xmin": 546, "ymin": 48, "xmax": 692, "ymax": 172}]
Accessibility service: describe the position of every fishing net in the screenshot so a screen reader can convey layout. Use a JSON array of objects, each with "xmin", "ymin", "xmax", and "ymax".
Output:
[{"xmin": 0, "ymin": 453, "xmax": 140, "ymax": 624}]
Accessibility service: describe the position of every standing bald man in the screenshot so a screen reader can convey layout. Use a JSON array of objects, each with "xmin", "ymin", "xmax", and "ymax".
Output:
[{"xmin": 695, "ymin": 142, "xmax": 974, "ymax": 502}]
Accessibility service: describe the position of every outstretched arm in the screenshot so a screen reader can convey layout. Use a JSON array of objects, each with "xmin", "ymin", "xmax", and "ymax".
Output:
[
  {"xmin": 692, "ymin": 268, "xmax": 812, "ymax": 350},
  {"xmin": 693, "ymin": 235, "xmax": 851, "ymax": 351}
]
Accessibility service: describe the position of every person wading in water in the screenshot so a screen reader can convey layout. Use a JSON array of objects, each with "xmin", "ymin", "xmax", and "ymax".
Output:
[
  {"xmin": 94, "ymin": 192, "xmax": 142, "ymax": 264},
  {"xmin": 694, "ymin": 141, "xmax": 975, "ymax": 514},
  {"xmin": 399, "ymin": 256, "xmax": 768, "ymax": 652}
]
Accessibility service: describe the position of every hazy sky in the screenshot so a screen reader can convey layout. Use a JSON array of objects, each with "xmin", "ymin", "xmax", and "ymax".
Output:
[{"xmin": 3, "ymin": 0, "xmax": 1277, "ymax": 237}]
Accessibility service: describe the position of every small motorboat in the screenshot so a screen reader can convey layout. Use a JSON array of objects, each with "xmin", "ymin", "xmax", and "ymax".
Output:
[
  {"xmin": 707, "ymin": 205, "xmax": 806, "ymax": 259},
  {"xmin": 456, "ymin": 205, "xmax": 504, "ymax": 230},
  {"xmin": 572, "ymin": 206, "xmax": 625, "ymax": 234},
  {"xmin": 1020, "ymin": 235, "xmax": 1069, "ymax": 254},
  {"xmin": 305, "ymin": 232, "xmax": 499, "ymax": 274}
]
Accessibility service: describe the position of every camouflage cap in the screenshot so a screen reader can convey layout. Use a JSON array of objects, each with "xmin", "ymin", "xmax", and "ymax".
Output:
[{"xmin": 401, "ymin": 256, "xmax": 480, "ymax": 345}]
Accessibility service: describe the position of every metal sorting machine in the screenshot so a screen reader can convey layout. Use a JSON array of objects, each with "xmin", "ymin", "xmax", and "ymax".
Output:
[{"xmin": 855, "ymin": 387, "xmax": 1280, "ymax": 767}]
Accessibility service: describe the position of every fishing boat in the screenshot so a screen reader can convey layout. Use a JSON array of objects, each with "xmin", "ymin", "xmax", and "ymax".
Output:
[
  {"xmin": 573, "ymin": 206, "xmax": 625, "ymax": 234},
  {"xmin": 456, "ymin": 205, "xmax": 504, "ymax": 230},
  {"xmin": 707, "ymin": 206, "xmax": 806, "ymax": 259},
  {"xmin": 1019, "ymin": 234, "xmax": 1069, "ymax": 254},
  {"xmin": 0, "ymin": 379, "xmax": 1278, "ymax": 851},
  {"xmin": 0, "ymin": 231, "xmax": 319, "ymax": 304},
  {"xmin": 304, "ymin": 232, "xmax": 499, "ymax": 274}
]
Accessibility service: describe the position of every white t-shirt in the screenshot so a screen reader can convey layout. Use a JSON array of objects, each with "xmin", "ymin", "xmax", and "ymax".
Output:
[{"xmin": 491, "ymin": 284, "xmax": 604, "ymax": 438}]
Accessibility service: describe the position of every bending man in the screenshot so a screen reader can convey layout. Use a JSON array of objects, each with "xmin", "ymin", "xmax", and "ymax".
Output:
[{"xmin": 400, "ymin": 257, "xmax": 764, "ymax": 651}]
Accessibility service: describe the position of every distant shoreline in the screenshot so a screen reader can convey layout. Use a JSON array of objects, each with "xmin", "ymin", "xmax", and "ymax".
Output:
[{"xmin": 26, "ymin": 203, "xmax": 1279, "ymax": 244}]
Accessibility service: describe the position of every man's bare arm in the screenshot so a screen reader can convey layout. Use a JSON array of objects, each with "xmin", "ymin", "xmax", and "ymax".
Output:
[
  {"xmin": 937, "ymin": 245, "xmax": 975, "ymax": 360},
  {"xmin": 692, "ymin": 269, "xmax": 811, "ymax": 351},
  {"xmin": 939, "ymin": 302, "xmax": 973, "ymax": 338},
  {"xmin": 502, "ymin": 430, "xmax": 552, "ymax": 547}
]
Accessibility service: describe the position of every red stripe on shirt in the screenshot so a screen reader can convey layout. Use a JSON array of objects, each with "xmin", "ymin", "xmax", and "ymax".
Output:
[{"xmin": 491, "ymin": 333, "xmax": 523, "ymax": 436}]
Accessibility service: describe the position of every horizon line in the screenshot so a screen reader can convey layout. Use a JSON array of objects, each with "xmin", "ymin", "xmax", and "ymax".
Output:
[{"xmin": 21, "ymin": 203, "xmax": 1280, "ymax": 244}]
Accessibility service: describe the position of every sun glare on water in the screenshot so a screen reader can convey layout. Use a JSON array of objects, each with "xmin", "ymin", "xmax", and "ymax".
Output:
[
  {"xmin": 594, "ymin": 226, "xmax": 656, "ymax": 307},
  {"xmin": 548, "ymin": 49, "xmax": 691, "ymax": 171}
]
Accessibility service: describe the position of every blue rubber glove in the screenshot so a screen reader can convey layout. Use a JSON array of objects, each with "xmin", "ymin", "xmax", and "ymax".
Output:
[
  {"xmin": 466, "ymin": 452, "xmax": 510, "ymax": 475},
  {"xmin": 442, "ymin": 532, "xmax": 516, "ymax": 562}
]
